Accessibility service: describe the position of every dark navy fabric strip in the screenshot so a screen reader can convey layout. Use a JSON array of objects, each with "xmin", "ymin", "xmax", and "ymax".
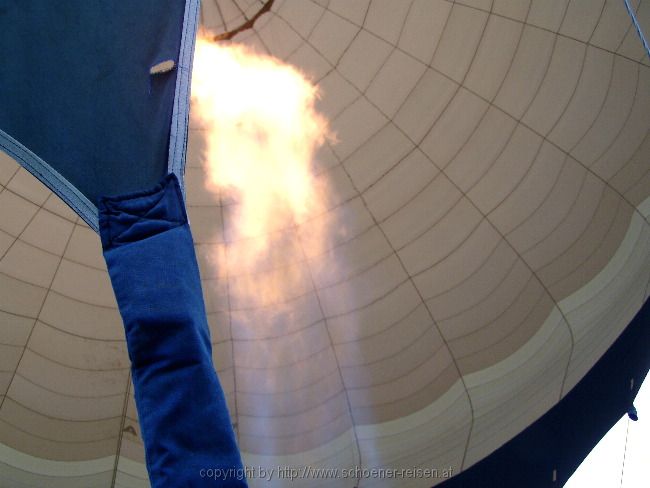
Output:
[
  {"xmin": 100, "ymin": 174, "xmax": 247, "ymax": 487},
  {"xmin": 0, "ymin": 0, "xmax": 197, "ymax": 231}
]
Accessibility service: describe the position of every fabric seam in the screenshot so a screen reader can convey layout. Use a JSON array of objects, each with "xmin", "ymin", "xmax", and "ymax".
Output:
[
  {"xmin": 0, "ymin": 0, "xmax": 198, "ymax": 234},
  {"xmin": 0, "ymin": 128, "xmax": 98, "ymax": 230},
  {"xmin": 168, "ymin": 0, "xmax": 200, "ymax": 197}
]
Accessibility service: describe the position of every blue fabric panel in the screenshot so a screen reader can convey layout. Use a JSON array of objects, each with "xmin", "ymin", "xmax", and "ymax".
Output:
[
  {"xmin": 0, "ymin": 1, "xmax": 185, "ymax": 207},
  {"xmin": 439, "ymin": 298, "xmax": 650, "ymax": 488},
  {"xmin": 100, "ymin": 174, "xmax": 247, "ymax": 487}
]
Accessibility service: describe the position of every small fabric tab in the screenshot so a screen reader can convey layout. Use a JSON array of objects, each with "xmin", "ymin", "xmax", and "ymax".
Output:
[{"xmin": 98, "ymin": 173, "xmax": 186, "ymax": 250}]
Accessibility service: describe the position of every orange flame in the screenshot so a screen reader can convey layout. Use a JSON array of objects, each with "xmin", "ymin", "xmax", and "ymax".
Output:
[{"xmin": 191, "ymin": 37, "xmax": 333, "ymax": 309}]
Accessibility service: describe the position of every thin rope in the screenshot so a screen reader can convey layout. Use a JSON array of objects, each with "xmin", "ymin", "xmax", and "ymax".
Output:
[
  {"xmin": 619, "ymin": 417, "xmax": 630, "ymax": 488},
  {"xmin": 623, "ymin": 0, "xmax": 650, "ymax": 59}
]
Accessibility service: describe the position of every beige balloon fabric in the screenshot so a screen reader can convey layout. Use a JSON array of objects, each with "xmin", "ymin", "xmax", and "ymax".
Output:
[{"xmin": 1, "ymin": 0, "xmax": 650, "ymax": 486}]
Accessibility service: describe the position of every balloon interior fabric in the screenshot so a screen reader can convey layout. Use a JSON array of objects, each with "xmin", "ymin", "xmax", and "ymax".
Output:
[{"xmin": 1, "ymin": 0, "xmax": 650, "ymax": 487}]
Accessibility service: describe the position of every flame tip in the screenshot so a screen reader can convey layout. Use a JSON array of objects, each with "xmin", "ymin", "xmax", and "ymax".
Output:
[{"xmin": 192, "ymin": 40, "xmax": 333, "ymax": 308}]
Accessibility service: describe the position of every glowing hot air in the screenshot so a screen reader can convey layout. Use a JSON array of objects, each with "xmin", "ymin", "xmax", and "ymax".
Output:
[{"xmin": 191, "ymin": 37, "xmax": 335, "ymax": 309}]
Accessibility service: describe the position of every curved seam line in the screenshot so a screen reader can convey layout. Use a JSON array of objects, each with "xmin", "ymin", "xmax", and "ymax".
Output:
[{"xmin": 0, "ymin": 130, "xmax": 97, "ymax": 230}]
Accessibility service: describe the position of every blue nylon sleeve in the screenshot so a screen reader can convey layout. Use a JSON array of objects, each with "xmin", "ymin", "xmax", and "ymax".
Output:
[{"xmin": 99, "ymin": 174, "xmax": 247, "ymax": 487}]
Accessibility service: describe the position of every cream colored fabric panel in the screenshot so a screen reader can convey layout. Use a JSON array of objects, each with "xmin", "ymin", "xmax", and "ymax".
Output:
[
  {"xmin": 308, "ymin": 11, "xmax": 359, "ymax": 66},
  {"xmin": 606, "ymin": 141, "xmax": 650, "ymax": 213},
  {"xmin": 464, "ymin": 14, "xmax": 523, "ymax": 101},
  {"xmin": 431, "ymin": 4, "xmax": 488, "ymax": 84},
  {"xmin": 38, "ymin": 291, "xmax": 122, "ymax": 341},
  {"xmin": 286, "ymin": 41, "xmax": 331, "ymax": 81},
  {"xmin": 0, "ymin": 191, "xmax": 39, "ymax": 242},
  {"xmin": 21, "ymin": 210, "xmax": 74, "ymax": 257},
  {"xmin": 571, "ymin": 56, "xmax": 638, "ymax": 167},
  {"xmin": 310, "ymin": 227, "xmax": 394, "ymax": 290},
  {"xmin": 0, "ymin": 312, "xmax": 31, "ymax": 348},
  {"xmin": 0, "ymin": 440, "xmax": 114, "ymax": 476},
  {"xmin": 398, "ymin": 197, "xmax": 482, "ymax": 274},
  {"xmin": 114, "ymin": 455, "xmax": 149, "ymax": 488},
  {"xmin": 494, "ymin": 26, "xmax": 556, "ymax": 119},
  {"xmin": 591, "ymin": 65, "xmax": 650, "ymax": 180},
  {"xmin": 0, "ymin": 231, "xmax": 13, "ymax": 260},
  {"xmin": 0, "ymin": 273, "xmax": 46, "ymax": 319},
  {"xmin": 639, "ymin": 195, "xmax": 650, "ymax": 220},
  {"xmin": 64, "ymin": 224, "xmax": 107, "ymax": 270},
  {"xmin": 257, "ymin": 15, "xmax": 303, "ymax": 61},
  {"xmin": 394, "ymin": 68, "xmax": 457, "ymax": 143},
  {"xmin": 8, "ymin": 362, "xmax": 124, "ymax": 420},
  {"xmin": 0, "ymin": 0, "xmax": 649, "ymax": 486},
  {"xmin": 462, "ymin": 307, "xmax": 571, "ymax": 468},
  {"xmin": 239, "ymin": 389, "xmax": 468, "ymax": 487},
  {"xmin": 42, "ymin": 192, "xmax": 79, "ymax": 222},
  {"xmin": 184, "ymin": 167, "xmax": 219, "ymax": 206},
  {"xmin": 200, "ymin": 0, "xmax": 254, "ymax": 32},
  {"xmin": 49, "ymin": 260, "xmax": 116, "ymax": 309},
  {"xmin": 344, "ymin": 124, "xmax": 414, "ymax": 194},
  {"xmin": 355, "ymin": 381, "xmax": 470, "ymax": 488},
  {"xmin": 380, "ymin": 173, "xmax": 463, "ymax": 253},
  {"xmin": 5, "ymin": 168, "xmax": 50, "ymax": 207},
  {"xmin": 318, "ymin": 71, "xmax": 364, "ymax": 120},
  {"xmin": 0, "ymin": 240, "xmax": 60, "ymax": 288},
  {"xmin": 276, "ymin": 0, "xmax": 325, "ymax": 40},
  {"xmin": 398, "ymin": 0, "xmax": 451, "ymax": 64},
  {"xmin": 527, "ymin": 0, "xmax": 570, "ymax": 32},
  {"xmin": 0, "ymin": 151, "xmax": 19, "ymax": 187},
  {"xmin": 559, "ymin": 0, "xmax": 604, "ymax": 42},
  {"xmin": 0, "ymin": 462, "xmax": 112, "ymax": 488},
  {"xmin": 242, "ymin": 428, "xmax": 359, "ymax": 488},
  {"xmin": 559, "ymin": 211, "xmax": 650, "ymax": 393},
  {"xmin": 536, "ymin": 189, "xmax": 633, "ymax": 300},
  {"xmin": 421, "ymin": 89, "xmax": 488, "ymax": 168},
  {"xmin": 467, "ymin": 124, "xmax": 542, "ymax": 214},
  {"xmin": 331, "ymin": 98, "xmax": 388, "ymax": 161},
  {"xmin": 319, "ymin": 256, "xmax": 409, "ymax": 318},
  {"xmin": 299, "ymin": 198, "xmax": 374, "ymax": 261},
  {"xmin": 424, "ymin": 236, "xmax": 550, "ymax": 374},
  {"xmin": 364, "ymin": 0, "xmax": 412, "ymax": 46},
  {"xmin": 522, "ymin": 36, "xmax": 586, "ymax": 136},
  {"xmin": 0, "ymin": 418, "xmax": 116, "ymax": 462},
  {"xmin": 0, "ymin": 396, "xmax": 119, "ymax": 453},
  {"xmin": 590, "ymin": 0, "xmax": 635, "ymax": 51},
  {"xmin": 548, "ymin": 47, "xmax": 614, "ymax": 152},
  {"xmin": 519, "ymin": 172, "xmax": 608, "ymax": 270},
  {"xmin": 445, "ymin": 108, "xmax": 517, "ymax": 191},
  {"xmin": 345, "ymin": 333, "xmax": 457, "ymax": 424},
  {"xmin": 488, "ymin": 141, "xmax": 568, "ymax": 235},
  {"xmin": 493, "ymin": 0, "xmax": 531, "ymax": 21},
  {"xmin": 363, "ymin": 149, "xmax": 440, "ymax": 223},
  {"xmin": 445, "ymin": 273, "xmax": 553, "ymax": 375},
  {"xmin": 29, "ymin": 320, "xmax": 128, "ymax": 371}
]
